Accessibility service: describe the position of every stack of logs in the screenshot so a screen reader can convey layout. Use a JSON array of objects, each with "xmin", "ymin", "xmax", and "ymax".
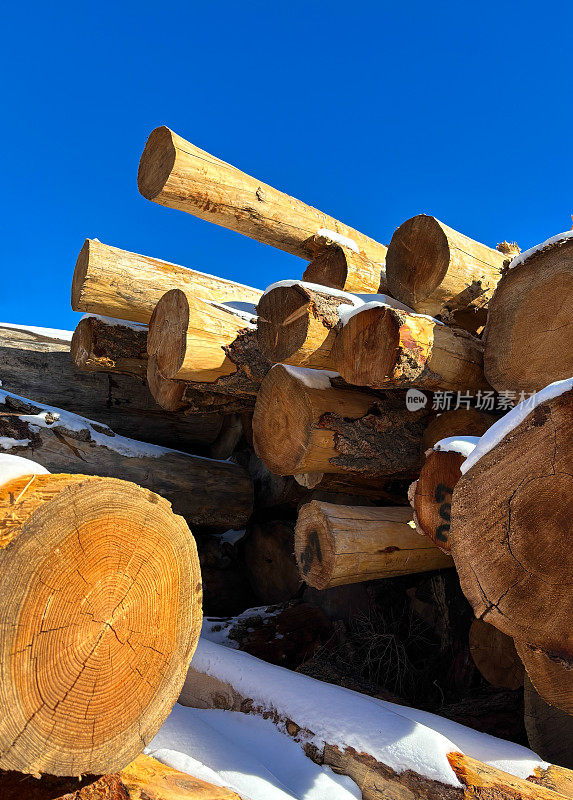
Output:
[{"xmin": 1, "ymin": 124, "xmax": 571, "ymax": 795}]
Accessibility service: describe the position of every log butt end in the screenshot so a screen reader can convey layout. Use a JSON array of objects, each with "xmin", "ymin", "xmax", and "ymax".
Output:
[
  {"xmin": 71, "ymin": 238, "xmax": 92, "ymax": 312},
  {"xmin": 256, "ymin": 286, "xmax": 313, "ymax": 363},
  {"xmin": 332, "ymin": 305, "xmax": 399, "ymax": 386},
  {"xmin": 294, "ymin": 501, "xmax": 335, "ymax": 590},
  {"xmin": 137, "ymin": 125, "xmax": 177, "ymax": 201},
  {"xmin": 148, "ymin": 288, "xmax": 189, "ymax": 379}
]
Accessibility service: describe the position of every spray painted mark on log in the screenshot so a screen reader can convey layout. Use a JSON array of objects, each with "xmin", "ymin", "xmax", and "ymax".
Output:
[
  {"xmin": 434, "ymin": 483, "xmax": 453, "ymax": 544},
  {"xmin": 300, "ymin": 530, "xmax": 322, "ymax": 575}
]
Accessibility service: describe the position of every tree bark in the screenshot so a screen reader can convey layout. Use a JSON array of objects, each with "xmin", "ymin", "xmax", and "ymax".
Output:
[
  {"xmin": 332, "ymin": 304, "xmax": 488, "ymax": 391},
  {"xmin": 256, "ymin": 282, "xmax": 355, "ymax": 370},
  {"xmin": 0, "ymin": 324, "xmax": 224, "ymax": 451},
  {"xmin": 421, "ymin": 408, "xmax": 497, "ymax": 452},
  {"xmin": 386, "ymin": 215, "xmax": 511, "ymax": 331},
  {"xmin": 71, "ymin": 314, "xmax": 148, "ymax": 377},
  {"xmin": 252, "ymin": 365, "xmax": 428, "ymax": 477},
  {"xmin": 450, "ymin": 387, "xmax": 573, "ymax": 710},
  {"xmin": 483, "ymin": 235, "xmax": 573, "ymax": 392},
  {"xmin": 302, "ymin": 232, "xmax": 388, "ymax": 293},
  {"xmin": 468, "ymin": 619, "xmax": 524, "ymax": 690},
  {"xmin": 243, "ymin": 519, "xmax": 303, "ymax": 603},
  {"xmin": 71, "ymin": 238, "xmax": 261, "ymax": 324},
  {"xmin": 524, "ymin": 676, "xmax": 573, "ymax": 770},
  {"xmin": 295, "ymin": 501, "xmax": 452, "ymax": 589},
  {"xmin": 0, "ymin": 390, "xmax": 253, "ymax": 528},
  {"xmin": 137, "ymin": 126, "xmax": 388, "ymax": 265},
  {"xmin": 0, "ymin": 473, "xmax": 201, "ymax": 777}
]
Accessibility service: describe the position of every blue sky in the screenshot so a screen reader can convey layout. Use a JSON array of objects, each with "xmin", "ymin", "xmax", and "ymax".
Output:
[{"xmin": 1, "ymin": 1, "xmax": 572, "ymax": 329}]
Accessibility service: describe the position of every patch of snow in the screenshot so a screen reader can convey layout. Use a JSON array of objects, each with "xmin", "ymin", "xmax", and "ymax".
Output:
[
  {"xmin": 186, "ymin": 639, "xmax": 547, "ymax": 787},
  {"xmin": 508, "ymin": 229, "xmax": 573, "ymax": 270},
  {"xmin": 281, "ymin": 365, "xmax": 340, "ymax": 390},
  {"xmin": 434, "ymin": 436, "xmax": 479, "ymax": 458},
  {"xmin": 461, "ymin": 378, "xmax": 573, "ymax": 474},
  {"xmin": 0, "ymin": 437, "xmax": 31, "ymax": 450},
  {"xmin": 315, "ymin": 228, "xmax": 360, "ymax": 254},
  {"xmin": 146, "ymin": 704, "xmax": 361, "ymax": 800},
  {"xmin": 202, "ymin": 606, "xmax": 282, "ymax": 648},
  {"xmin": 354, "ymin": 294, "xmax": 414, "ymax": 312},
  {"xmin": 261, "ymin": 280, "xmax": 363, "ymax": 307},
  {"xmin": 80, "ymin": 314, "xmax": 147, "ymax": 331},
  {"xmin": 0, "ymin": 453, "xmax": 50, "ymax": 487},
  {"xmin": 0, "ymin": 389, "xmax": 227, "ymax": 464},
  {"xmin": 0, "ymin": 322, "xmax": 73, "ymax": 342},
  {"xmin": 205, "ymin": 300, "xmax": 257, "ymax": 327},
  {"xmin": 217, "ymin": 528, "xmax": 247, "ymax": 545},
  {"xmin": 339, "ymin": 300, "xmax": 442, "ymax": 327}
]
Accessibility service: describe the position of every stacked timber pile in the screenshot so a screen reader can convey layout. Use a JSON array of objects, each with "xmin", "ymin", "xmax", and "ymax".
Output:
[{"xmin": 1, "ymin": 125, "xmax": 572, "ymax": 797}]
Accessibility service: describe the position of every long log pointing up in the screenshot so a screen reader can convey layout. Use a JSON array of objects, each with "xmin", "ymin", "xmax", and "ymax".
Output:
[
  {"xmin": 386, "ymin": 215, "xmax": 515, "ymax": 330},
  {"xmin": 137, "ymin": 126, "xmax": 388, "ymax": 264},
  {"xmin": 331, "ymin": 304, "xmax": 488, "ymax": 391},
  {"xmin": 0, "ymin": 389, "xmax": 253, "ymax": 528},
  {"xmin": 0, "ymin": 469, "xmax": 201, "ymax": 776},
  {"xmin": 295, "ymin": 501, "xmax": 453, "ymax": 589},
  {"xmin": 252, "ymin": 364, "xmax": 427, "ymax": 477},
  {"xmin": 71, "ymin": 238, "xmax": 261, "ymax": 324}
]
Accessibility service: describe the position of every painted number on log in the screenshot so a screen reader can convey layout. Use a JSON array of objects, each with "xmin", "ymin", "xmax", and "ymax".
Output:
[
  {"xmin": 434, "ymin": 483, "xmax": 453, "ymax": 544},
  {"xmin": 300, "ymin": 531, "xmax": 322, "ymax": 575}
]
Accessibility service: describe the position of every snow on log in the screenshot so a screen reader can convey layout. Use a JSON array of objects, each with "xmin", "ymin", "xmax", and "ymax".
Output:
[
  {"xmin": 252, "ymin": 365, "xmax": 427, "ymax": 477},
  {"xmin": 409, "ymin": 438, "xmax": 479, "ymax": 553},
  {"xmin": 0, "ymin": 323, "xmax": 224, "ymax": 450},
  {"xmin": 468, "ymin": 619, "xmax": 524, "ymax": 690},
  {"xmin": 137, "ymin": 126, "xmax": 388, "ymax": 265},
  {"xmin": 0, "ymin": 390, "xmax": 253, "ymax": 528},
  {"xmin": 450, "ymin": 382, "xmax": 572, "ymax": 711},
  {"xmin": 331, "ymin": 304, "xmax": 488, "ymax": 391},
  {"xmin": 71, "ymin": 314, "xmax": 148, "ymax": 376},
  {"xmin": 0, "ymin": 472, "xmax": 201, "ymax": 776},
  {"xmin": 386, "ymin": 215, "xmax": 511, "ymax": 331},
  {"xmin": 71, "ymin": 238, "xmax": 262, "ymax": 324},
  {"xmin": 483, "ymin": 232, "xmax": 573, "ymax": 392},
  {"xmin": 421, "ymin": 408, "xmax": 497, "ymax": 452},
  {"xmin": 302, "ymin": 232, "xmax": 388, "ymax": 294},
  {"xmin": 178, "ymin": 638, "xmax": 553, "ymax": 800},
  {"xmin": 294, "ymin": 501, "xmax": 453, "ymax": 589},
  {"xmin": 256, "ymin": 281, "xmax": 360, "ymax": 370}
]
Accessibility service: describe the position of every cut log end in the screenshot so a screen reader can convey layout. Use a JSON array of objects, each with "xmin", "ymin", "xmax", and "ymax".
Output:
[
  {"xmin": 515, "ymin": 641, "xmax": 573, "ymax": 715},
  {"xmin": 147, "ymin": 288, "xmax": 190, "ymax": 379},
  {"xmin": 0, "ymin": 474, "xmax": 202, "ymax": 777},
  {"xmin": 410, "ymin": 449, "xmax": 464, "ymax": 552},
  {"xmin": 137, "ymin": 125, "xmax": 177, "ymax": 200},
  {"xmin": 70, "ymin": 238, "xmax": 91, "ymax": 311},
  {"xmin": 386, "ymin": 214, "xmax": 450, "ymax": 307},
  {"xmin": 469, "ymin": 619, "xmax": 524, "ymax": 690},
  {"xmin": 146, "ymin": 354, "xmax": 189, "ymax": 411},
  {"xmin": 294, "ymin": 502, "xmax": 336, "ymax": 590},
  {"xmin": 332, "ymin": 305, "xmax": 401, "ymax": 387}
]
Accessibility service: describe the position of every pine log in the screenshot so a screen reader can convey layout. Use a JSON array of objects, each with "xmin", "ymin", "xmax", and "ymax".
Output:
[
  {"xmin": 409, "ymin": 448, "xmax": 467, "ymax": 552},
  {"xmin": 0, "ymin": 473, "xmax": 201, "ymax": 776},
  {"xmin": 0, "ymin": 753, "xmax": 242, "ymax": 799},
  {"xmin": 137, "ymin": 126, "xmax": 388, "ymax": 264},
  {"xmin": 524, "ymin": 676, "xmax": 573, "ymax": 770},
  {"xmin": 302, "ymin": 232, "xmax": 388, "ymax": 293},
  {"xmin": 450, "ymin": 387, "xmax": 572, "ymax": 710},
  {"xmin": 243, "ymin": 519, "xmax": 303, "ymax": 603},
  {"xmin": 71, "ymin": 314, "xmax": 148, "ymax": 377},
  {"xmin": 256, "ymin": 281, "xmax": 357, "ymax": 370},
  {"xmin": 180, "ymin": 639, "xmax": 556, "ymax": 800},
  {"xmin": 468, "ymin": 619, "xmax": 524, "ymax": 690},
  {"xmin": 514, "ymin": 641, "xmax": 573, "ymax": 715},
  {"xmin": 0, "ymin": 390, "xmax": 253, "ymax": 528},
  {"xmin": 71, "ymin": 238, "xmax": 261, "ymax": 324},
  {"xmin": 295, "ymin": 501, "xmax": 453, "ymax": 589},
  {"xmin": 252, "ymin": 365, "xmax": 427, "ymax": 477},
  {"xmin": 483, "ymin": 234, "xmax": 573, "ymax": 393},
  {"xmin": 332, "ymin": 304, "xmax": 488, "ymax": 391},
  {"xmin": 386, "ymin": 215, "xmax": 510, "ymax": 330},
  {"xmin": 0, "ymin": 324, "xmax": 224, "ymax": 451},
  {"xmin": 421, "ymin": 408, "xmax": 497, "ymax": 452}
]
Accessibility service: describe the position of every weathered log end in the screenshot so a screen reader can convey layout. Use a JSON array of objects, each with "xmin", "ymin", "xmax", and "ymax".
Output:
[{"xmin": 137, "ymin": 125, "xmax": 177, "ymax": 200}]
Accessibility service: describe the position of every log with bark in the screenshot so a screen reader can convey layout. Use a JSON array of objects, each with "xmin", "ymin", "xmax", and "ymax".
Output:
[
  {"xmin": 331, "ymin": 304, "xmax": 488, "ymax": 391},
  {"xmin": 252, "ymin": 365, "xmax": 428, "ymax": 477},
  {"xmin": 0, "ymin": 469, "xmax": 201, "ymax": 776},
  {"xmin": 0, "ymin": 754, "xmax": 241, "ymax": 800},
  {"xmin": 71, "ymin": 313, "xmax": 148, "ymax": 376},
  {"xmin": 0, "ymin": 389, "xmax": 253, "ymax": 528},
  {"xmin": 71, "ymin": 238, "xmax": 261, "ymax": 324},
  {"xmin": 302, "ymin": 231, "xmax": 388, "ymax": 293},
  {"xmin": 295, "ymin": 501, "xmax": 453, "ymax": 589},
  {"xmin": 256, "ymin": 281, "xmax": 358, "ymax": 370},
  {"xmin": 243, "ymin": 519, "xmax": 303, "ymax": 603},
  {"xmin": 137, "ymin": 126, "xmax": 388, "ymax": 265},
  {"xmin": 450, "ymin": 384, "xmax": 572, "ymax": 712},
  {"xmin": 483, "ymin": 233, "xmax": 573, "ymax": 393},
  {"xmin": 180, "ymin": 638, "xmax": 562, "ymax": 800},
  {"xmin": 385, "ymin": 215, "xmax": 515, "ymax": 331},
  {"xmin": 468, "ymin": 619, "xmax": 524, "ymax": 690}
]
